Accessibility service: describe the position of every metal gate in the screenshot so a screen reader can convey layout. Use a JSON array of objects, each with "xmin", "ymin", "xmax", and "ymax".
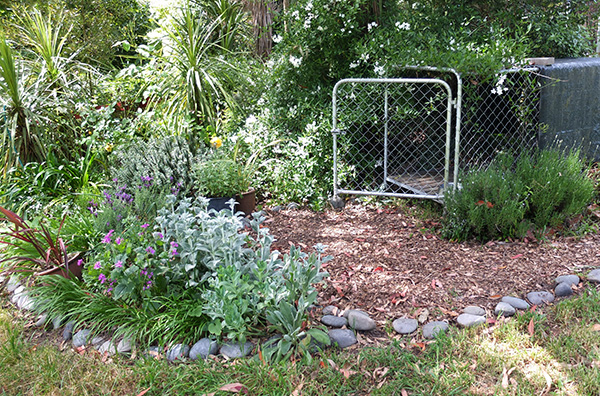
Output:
[{"xmin": 332, "ymin": 77, "xmax": 460, "ymax": 201}]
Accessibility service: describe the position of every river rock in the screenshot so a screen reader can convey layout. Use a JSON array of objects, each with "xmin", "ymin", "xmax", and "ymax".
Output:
[
  {"xmin": 62, "ymin": 321, "xmax": 76, "ymax": 341},
  {"xmin": 287, "ymin": 203, "xmax": 299, "ymax": 210},
  {"xmin": 328, "ymin": 329, "xmax": 357, "ymax": 348},
  {"xmin": 463, "ymin": 306, "xmax": 486, "ymax": 316},
  {"xmin": 346, "ymin": 311, "xmax": 376, "ymax": 331},
  {"xmin": 457, "ymin": 313, "xmax": 486, "ymax": 327},
  {"xmin": 555, "ymin": 275, "xmax": 579, "ymax": 286},
  {"xmin": 52, "ymin": 316, "xmax": 63, "ymax": 330},
  {"xmin": 495, "ymin": 302, "xmax": 516, "ymax": 317},
  {"xmin": 422, "ymin": 321, "xmax": 449, "ymax": 339},
  {"xmin": 90, "ymin": 336, "xmax": 105, "ymax": 347},
  {"xmin": 392, "ymin": 318, "xmax": 418, "ymax": 334},
  {"xmin": 527, "ymin": 291, "xmax": 555, "ymax": 305},
  {"xmin": 587, "ymin": 269, "xmax": 600, "ymax": 283},
  {"xmin": 35, "ymin": 313, "xmax": 48, "ymax": 328},
  {"xmin": 189, "ymin": 338, "xmax": 219, "ymax": 360},
  {"xmin": 7, "ymin": 278, "xmax": 21, "ymax": 293},
  {"xmin": 220, "ymin": 342, "xmax": 253, "ymax": 358},
  {"xmin": 322, "ymin": 305, "xmax": 339, "ymax": 316},
  {"xmin": 555, "ymin": 282, "xmax": 573, "ymax": 297},
  {"xmin": 72, "ymin": 329, "xmax": 92, "ymax": 347},
  {"xmin": 166, "ymin": 344, "xmax": 190, "ymax": 362},
  {"xmin": 321, "ymin": 315, "xmax": 347, "ymax": 328},
  {"xmin": 117, "ymin": 337, "xmax": 132, "ymax": 353},
  {"xmin": 18, "ymin": 295, "xmax": 35, "ymax": 311},
  {"xmin": 501, "ymin": 296, "xmax": 530, "ymax": 310},
  {"xmin": 98, "ymin": 340, "xmax": 117, "ymax": 355}
]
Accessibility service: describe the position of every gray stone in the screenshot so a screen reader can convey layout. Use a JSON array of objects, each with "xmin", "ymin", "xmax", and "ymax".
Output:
[
  {"xmin": 12, "ymin": 285, "xmax": 24, "ymax": 296},
  {"xmin": 35, "ymin": 313, "xmax": 48, "ymax": 328},
  {"xmin": 501, "ymin": 296, "xmax": 530, "ymax": 310},
  {"xmin": 321, "ymin": 315, "xmax": 347, "ymax": 328},
  {"xmin": 495, "ymin": 302, "xmax": 516, "ymax": 317},
  {"xmin": 328, "ymin": 329, "xmax": 357, "ymax": 348},
  {"xmin": 463, "ymin": 306, "xmax": 486, "ymax": 316},
  {"xmin": 555, "ymin": 282, "xmax": 573, "ymax": 297},
  {"xmin": 392, "ymin": 318, "xmax": 418, "ymax": 334},
  {"xmin": 457, "ymin": 313, "xmax": 486, "ymax": 327},
  {"xmin": 166, "ymin": 344, "xmax": 190, "ymax": 362},
  {"xmin": 587, "ymin": 269, "xmax": 600, "ymax": 283},
  {"xmin": 422, "ymin": 321, "xmax": 449, "ymax": 339},
  {"xmin": 271, "ymin": 205, "xmax": 282, "ymax": 212},
  {"xmin": 555, "ymin": 274, "xmax": 580, "ymax": 286},
  {"xmin": 117, "ymin": 337, "xmax": 132, "ymax": 353},
  {"xmin": 527, "ymin": 291, "xmax": 555, "ymax": 305},
  {"xmin": 322, "ymin": 305, "xmax": 338, "ymax": 316},
  {"xmin": 286, "ymin": 203, "xmax": 299, "ymax": 210},
  {"xmin": 18, "ymin": 295, "xmax": 35, "ymax": 311},
  {"xmin": 10, "ymin": 292, "xmax": 20, "ymax": 304},
  {"xmin": 6, "ymin": 277, "xmax": 21, "ymax": 293},
  {"xmin": 62, "ymin": 321, "xmax": 75, "ymax": 341},
  {"xmin": 343, "ymin": 309, "xmax": 369, "ymax": 319},
  {"xmin": 329, "ymin": 196, "xmax": 345, "ymax": 209},
  {"xmin": 90, "ymin": 336, "xmax": 105, "ymax": 347},
  {"xmin": 73, "ymin": 329, "xmax": 92, "ymax": 348},
  {"xmin": 220, "ymin": 342, "xmax": 253, "ymax": 359},
  {"xmin": 346, "ymin": 310, "xmax": 376, "ymax": 331},
  {"xmin": 52, "ymin": 316, "xmax": 63, "ymax": 330},
  {"xmin": 98, "ymin": 340, "xmax": 117, "ymax": 355},
  {"xmin": 189, "ymin": 338, "xmax": 219, "ymax": 360}
]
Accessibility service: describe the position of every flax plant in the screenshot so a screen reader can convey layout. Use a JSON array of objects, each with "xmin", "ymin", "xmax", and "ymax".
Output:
[{"xmin": 158, "ymin": 4, "xmax": 239, "ymax": 146}]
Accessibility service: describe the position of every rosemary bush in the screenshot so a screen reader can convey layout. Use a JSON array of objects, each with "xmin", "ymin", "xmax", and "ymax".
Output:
[{"xmin": 443, "ymin": 149, "xmax": 594, "ymax": 241}]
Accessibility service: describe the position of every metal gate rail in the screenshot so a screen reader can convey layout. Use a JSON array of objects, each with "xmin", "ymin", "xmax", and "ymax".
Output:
[{"xmin": 332, "ymin": 77, "xmax": 458, "ymax": 201}]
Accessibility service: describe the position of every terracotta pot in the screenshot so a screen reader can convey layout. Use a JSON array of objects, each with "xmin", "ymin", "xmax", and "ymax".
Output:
[
  {"xmin": 35, "ymin": 252, "xmax": 83, "ymax": 280},
  {"xmin": 236, "ymin": 188, "xmax": 256, "ymax": 216}
]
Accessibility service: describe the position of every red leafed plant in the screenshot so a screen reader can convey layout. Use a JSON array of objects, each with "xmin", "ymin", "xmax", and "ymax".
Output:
[{"xmin": 0, "ymin": 205, "xmax": 69, "ymax": 274}]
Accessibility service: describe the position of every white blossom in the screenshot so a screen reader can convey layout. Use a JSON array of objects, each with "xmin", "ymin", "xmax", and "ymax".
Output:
[
  {"xmin": 272, "ymin": 34, "xmax": 283, "ymax": 43},
  {"xmin": 367, "ymin": 21, "xmax": 378, "ymax": 32},
  {"xmin": 395, "ymin": 21, "xmax": 410, "ymax": 30},
  {"xmin": 289, "ymin": 55, "xmax": 302, "ymax": 68}
]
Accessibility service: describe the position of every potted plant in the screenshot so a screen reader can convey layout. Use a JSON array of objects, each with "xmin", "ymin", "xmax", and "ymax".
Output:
[
  {"xmin": 0, "ymin": 205, "xmax": 83, "ymax": 279},
  {"xmin": 194, "ymin": 152, "xmax": 246, "ymax": 212}
]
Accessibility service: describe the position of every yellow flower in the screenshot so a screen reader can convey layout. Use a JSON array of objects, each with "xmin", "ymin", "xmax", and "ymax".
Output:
[
  {"xmin": 210, "ymin": 136, "xmax": 222, "ymax": 149},
  {"xmin": 105, "ymin": 143, "xmax": 113, "ymax": 152}
]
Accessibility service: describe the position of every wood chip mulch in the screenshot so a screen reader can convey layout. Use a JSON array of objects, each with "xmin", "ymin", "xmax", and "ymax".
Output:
[{"xmin": 265, "ymin": 203, "xmax": 600, "ymax": 328}]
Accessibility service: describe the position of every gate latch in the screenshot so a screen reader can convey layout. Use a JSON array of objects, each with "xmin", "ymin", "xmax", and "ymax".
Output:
[{"xmin": 332, "ymin": 129, "xmax": 346, "ymax": 135}]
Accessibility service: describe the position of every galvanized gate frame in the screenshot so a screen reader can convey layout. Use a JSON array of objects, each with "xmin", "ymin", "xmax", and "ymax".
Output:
[{"xmin": 332, "ymin": 68, "xmax": 463, "ymax": 202}]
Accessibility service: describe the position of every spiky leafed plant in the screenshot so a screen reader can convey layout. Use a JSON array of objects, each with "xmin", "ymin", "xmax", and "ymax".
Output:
[
  {"xmin": 195, "ymin": 0, "xmax": 250, "ymax": 51},
  {"xmin": 158, "ymin": 4, "xmax": 239, "ymax": 147},
  {"xmin": 0, "ymin": 35, "xmax": 46, "ymax": 173}
]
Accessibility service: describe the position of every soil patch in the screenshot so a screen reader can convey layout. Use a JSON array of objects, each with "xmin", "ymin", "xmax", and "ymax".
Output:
[{"xmin": 265, "ymin": 203, "xmax": 600, "ymax": 327}]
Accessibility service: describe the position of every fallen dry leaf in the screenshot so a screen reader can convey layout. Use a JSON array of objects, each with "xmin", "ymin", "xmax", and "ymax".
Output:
[
  {"xmin": 528, "ymin": 318, "xmax": 535, "ymax": 337},
  {"xmin": 591, "ymin": 324, "xmax": 600, "ymax": 332},
  {"xmin": 136, "ymin": 387, "xmax": 151, "ymax": 396}
]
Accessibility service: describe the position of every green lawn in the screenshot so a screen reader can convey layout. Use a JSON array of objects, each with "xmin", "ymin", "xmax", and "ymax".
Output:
[{"xmin": 2, "ymin": 287, "xmax": 600, "ymax": 395}]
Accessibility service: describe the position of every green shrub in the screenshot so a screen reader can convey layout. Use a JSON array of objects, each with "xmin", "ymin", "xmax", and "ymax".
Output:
[
  {"xmin": 110, "ymin": 135, "xmax": 198, "ymax": 198},
  {"xmin": 443, "ymin": 148, "xmax": 594, "ymax": 241}
]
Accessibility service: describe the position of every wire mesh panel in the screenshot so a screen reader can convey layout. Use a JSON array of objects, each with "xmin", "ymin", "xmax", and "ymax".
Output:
[
  {"xmin": 333, "ymin": 78, "xmax": 454, "ymax": 200},
  {"xmin": 459, "ymin": 69, "xmax": 541, "ymax": 172}
]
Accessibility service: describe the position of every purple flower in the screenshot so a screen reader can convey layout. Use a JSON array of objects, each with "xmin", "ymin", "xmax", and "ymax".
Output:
[
  {"xmin": 170, "ymin": 241, "xmax": 179, "ymax": 248},
  {"xmin": 102, "ymin": 229, "xmax": 115, "ymax": 244},
  {"xmin": 157, "ymin": 233, "xmax": 163, "ymax": 239},
  {"xmin": 115, "ymin": 260, "xmax": 123, "ymax": 268},
  {"xmin": 94, "ymin": 261, "xmax": 102, "ymax": 270},
  {"xmin": 146, "ymin": 246, "xmax": 155, "ymax": 255},
  {"xmin": 115, "ymin": 237, "xmax": 123, "ymax": 245},
  {"xmin": 76, "ymin": 259, "xmax": 83, "ymax": 266},
  {"xmin": 141, "ymin": 223, "xmax": 149, "ymax": 229},
  {"xmin": 171, "ymin": 249, "xmax": 178, "ymax": 256},
  {"xmin": 98, "ymin": 273, "xmax": 106, "ymax": 284}
]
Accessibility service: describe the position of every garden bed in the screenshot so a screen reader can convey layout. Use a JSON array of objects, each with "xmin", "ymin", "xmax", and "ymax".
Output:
[{"xmin": 266, "ymin": 203, "xmax": 600, "ymax": 326}]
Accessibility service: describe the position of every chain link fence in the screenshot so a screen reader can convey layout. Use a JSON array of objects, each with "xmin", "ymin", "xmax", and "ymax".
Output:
[{"xmin": 332, "ymin": 68, "xmax": 542, "ymax": 202}]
